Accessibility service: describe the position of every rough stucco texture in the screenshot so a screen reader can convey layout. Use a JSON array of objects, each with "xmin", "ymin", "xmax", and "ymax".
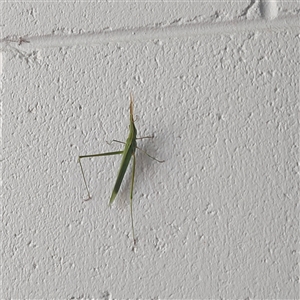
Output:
[{"xmin": 2, "ymin": 2, "xmax": 299, "ymax": 299}]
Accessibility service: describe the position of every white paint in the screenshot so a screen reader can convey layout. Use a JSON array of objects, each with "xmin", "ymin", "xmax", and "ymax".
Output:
[
  {"xmin": 260, "ymin": 0, "xmax": 278, "ymax": 20},
  {"xmin": 2, "ymin": 15, "xmax": 299, "ymax": 49},
  {"xmin": 2, "ymin": 2, "xmax": 299, "ymax": 299}
]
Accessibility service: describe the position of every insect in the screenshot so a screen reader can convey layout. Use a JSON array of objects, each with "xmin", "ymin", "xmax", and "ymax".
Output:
[{"xmin": 78, "ymin": 94, "xmax": 164, "ymax": 246}]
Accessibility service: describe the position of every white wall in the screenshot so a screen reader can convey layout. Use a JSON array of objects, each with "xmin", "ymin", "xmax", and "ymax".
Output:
[{"xmin": 2, "ymin": 1, "xmax": 299, "ymax": 299}]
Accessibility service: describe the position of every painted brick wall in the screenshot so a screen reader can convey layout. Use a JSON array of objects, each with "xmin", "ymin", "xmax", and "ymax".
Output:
[{"xmin": 2, "ymin": 1, "xmax": 299, "ymax": 299}]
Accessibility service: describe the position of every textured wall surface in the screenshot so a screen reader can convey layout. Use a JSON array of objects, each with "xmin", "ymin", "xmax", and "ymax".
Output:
[{"xmin": 1, "ymin": 1, "xmax": 299, "ymax": 299}]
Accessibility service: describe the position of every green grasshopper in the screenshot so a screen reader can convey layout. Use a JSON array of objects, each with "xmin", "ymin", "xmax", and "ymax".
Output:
[{"xmin": 78, "ymin": 95, "xmax": 164, "ymax": 245}]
